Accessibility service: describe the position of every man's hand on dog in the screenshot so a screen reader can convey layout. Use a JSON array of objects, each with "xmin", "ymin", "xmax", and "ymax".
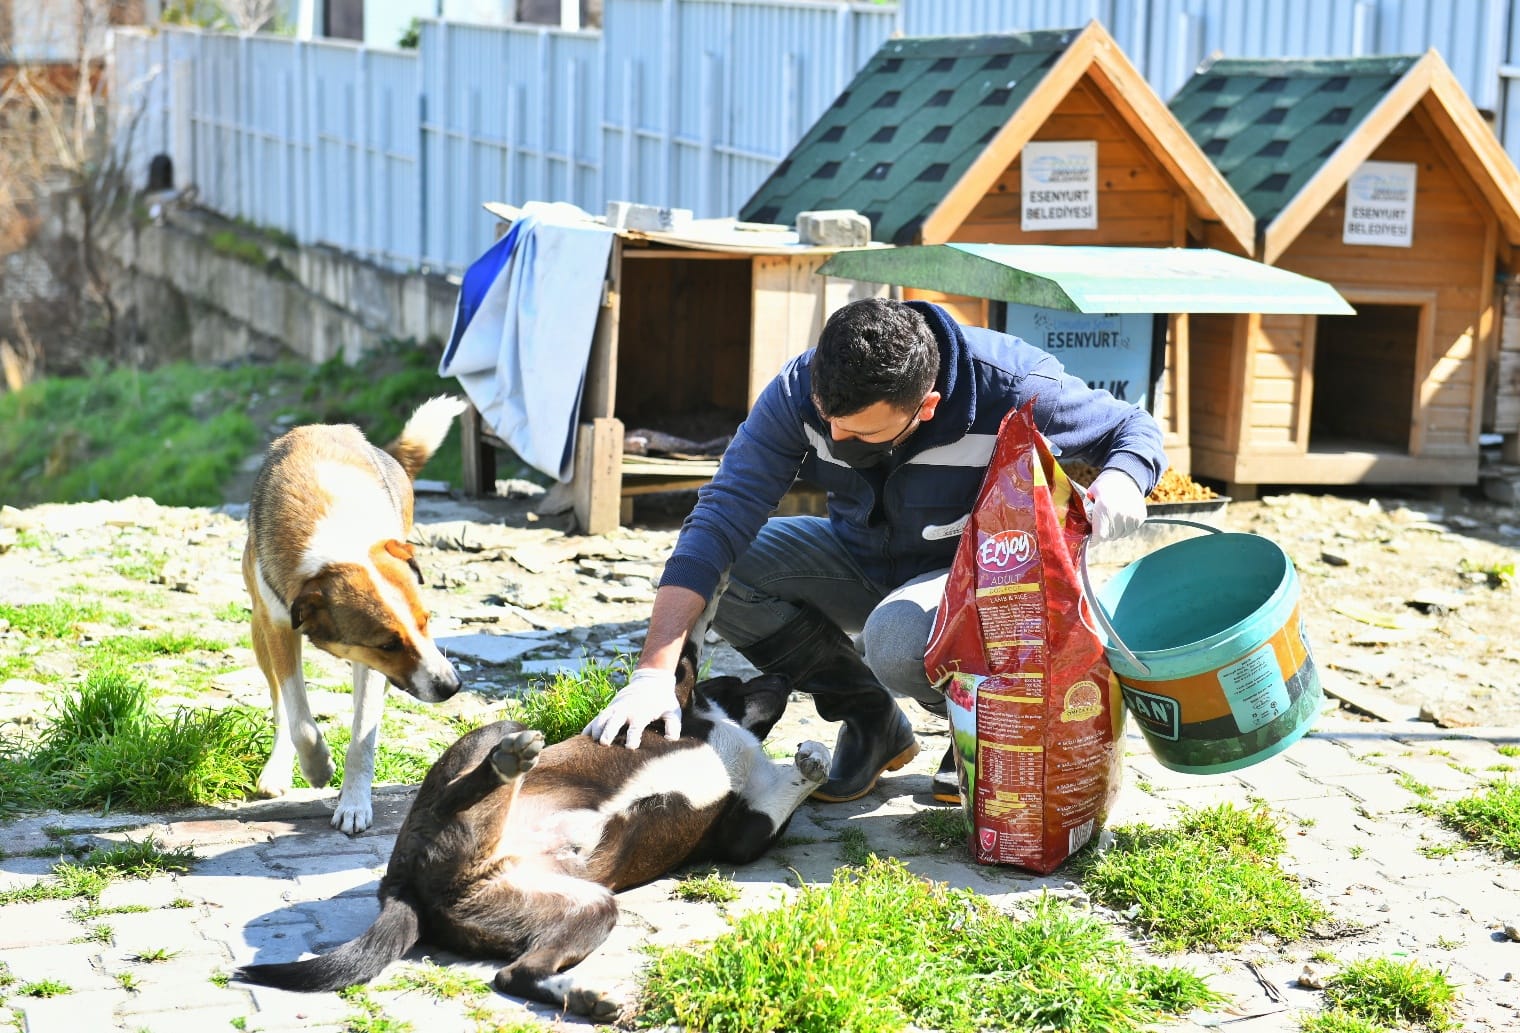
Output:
[{"xmin": 586, "ymin": 668, "xmax": 681, "ymax": 747}]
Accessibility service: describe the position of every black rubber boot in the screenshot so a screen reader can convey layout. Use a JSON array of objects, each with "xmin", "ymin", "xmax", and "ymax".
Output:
[
  {"xmin": 931, "ymin": 745, "xmax": 960, "ymax": 805},
  {"xmin": 734, "ymin": 606, "xmax": 920, "ymax": 802}
]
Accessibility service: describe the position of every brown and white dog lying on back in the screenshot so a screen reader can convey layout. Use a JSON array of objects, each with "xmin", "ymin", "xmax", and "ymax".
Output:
[
  {"xmin": 242, "ymin": 396, "xmax": 467, "ymax": 834},
  {"xmin": 233, "ymin": 641, "xmax": 829, "ymax": 1020}
]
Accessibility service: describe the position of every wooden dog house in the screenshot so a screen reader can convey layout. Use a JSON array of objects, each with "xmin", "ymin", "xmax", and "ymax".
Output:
[
  {"xmin": 461, "ymin": 204, "xmax": 886, "ymax": 533},
  {"xmin": 740, "ymin": 21, "xmax": 1256, "ymax": 474},
  {"xmin": 1171, "ymin": 51, "xmax": 1520, "ymax": 495}
]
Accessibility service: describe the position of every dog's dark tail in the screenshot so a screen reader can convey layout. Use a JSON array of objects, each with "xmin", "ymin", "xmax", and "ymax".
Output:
[
  {"xmin": 234, "ymin": 894, "xmax": 422, "ymax": 992},
  {"xmin": 385, "ymin": 395, "xmax": 468, "ymax": 480}
]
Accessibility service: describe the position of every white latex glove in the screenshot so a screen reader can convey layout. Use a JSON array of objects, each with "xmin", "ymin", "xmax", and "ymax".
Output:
[
  {"xmin": 584, "ymin": 668, "xmax": 681, "ymax": 748},
  {"xmin": 1086, "ymin": 468, "xmax": 1148, "ymax": 541}
]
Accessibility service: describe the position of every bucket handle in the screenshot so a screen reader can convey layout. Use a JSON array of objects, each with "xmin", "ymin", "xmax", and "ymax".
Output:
[{"xmin": 1077, "ymin": 518, "xmax": 1224, "ymax": 678}]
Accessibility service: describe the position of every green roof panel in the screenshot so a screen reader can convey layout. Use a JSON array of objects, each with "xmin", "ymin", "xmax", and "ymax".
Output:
[
  {"xmin": 816, "ymin": 244, "xmax": 1355, "ymax": 314},
  {"xmin": 1169, "ymin": 55, "xmax": 1419, "ymax": 226},
  {"xmin": 740, "ymin": 30, "xmax": 1080, "ymax": 244}
]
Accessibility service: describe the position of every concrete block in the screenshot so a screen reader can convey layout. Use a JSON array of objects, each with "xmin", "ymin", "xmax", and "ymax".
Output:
[
  {"xmin": 796, "ymin": 209, "xmax": 871, "ymax": 247},
  {"xmin": 605, "ymin": 200, "xmax": 692, "ymax": 233}
]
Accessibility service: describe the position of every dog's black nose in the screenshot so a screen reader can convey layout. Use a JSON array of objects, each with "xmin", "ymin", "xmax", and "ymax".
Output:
[{"xmin": 402, "ymin": 663, "xmax": 461, "ymax": 703}]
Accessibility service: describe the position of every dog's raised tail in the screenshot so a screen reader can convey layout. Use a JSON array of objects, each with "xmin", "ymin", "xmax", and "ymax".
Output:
[
  {"xmin": 386, "ymin": 395, "xmax": 469, "ymax": 480},
  {"xmin": 234, "ymin": 894, "xmax": 421, "ymax": 992}
]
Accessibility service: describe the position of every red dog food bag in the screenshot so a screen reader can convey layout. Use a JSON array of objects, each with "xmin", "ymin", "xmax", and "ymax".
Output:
[{"xmin": 924, "ymin": 402, "xmax": 1125, "ymax": 874}]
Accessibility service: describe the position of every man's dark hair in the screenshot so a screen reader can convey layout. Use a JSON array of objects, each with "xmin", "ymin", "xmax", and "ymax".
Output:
[{"xmin": 810, "ymin": 299, "xmax": 940, "ymax": 418}]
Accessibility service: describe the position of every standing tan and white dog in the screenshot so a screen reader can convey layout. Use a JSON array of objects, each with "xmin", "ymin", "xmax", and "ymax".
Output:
[{"xmin": 242, "ymin": 396, "xmax": 467, "ymax": 834}]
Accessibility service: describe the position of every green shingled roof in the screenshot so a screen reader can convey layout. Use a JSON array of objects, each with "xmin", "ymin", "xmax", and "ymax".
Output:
[
  {"xmin": 740, "ymin": 30, "xmax": 1080, "ymax": 245},
  {"xmin": 1169, "ymin": 55, "xmax": 1420, "ymax": 228}
]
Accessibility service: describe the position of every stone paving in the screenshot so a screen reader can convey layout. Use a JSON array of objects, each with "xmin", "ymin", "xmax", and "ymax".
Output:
[
  {"xmin": 2, "ymin": 494, "xmax": 1519, "ymax": 1030},
  {"xmin": 2, "ymin": 698, "xmax": 1518, "ymax": 1032}
]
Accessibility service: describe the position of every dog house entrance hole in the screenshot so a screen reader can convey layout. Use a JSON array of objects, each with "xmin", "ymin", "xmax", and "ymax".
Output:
[{"xmin": 1310, "ymin": 302, "xmax": 1421, "ymax": 453}]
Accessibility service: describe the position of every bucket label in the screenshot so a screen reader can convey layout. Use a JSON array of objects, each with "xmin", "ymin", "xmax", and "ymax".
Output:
[
  {"xmin": 1120, "ymin": 685, "xmax": 1181, "ymax": 741},
  {"xmin": 1217, "ymin": 642, "xmax": 1292, "ymax": 732}
]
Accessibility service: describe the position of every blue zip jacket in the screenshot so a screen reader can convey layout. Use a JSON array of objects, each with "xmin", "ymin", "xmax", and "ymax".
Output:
[{"xmin": 660, "ymin": 302, "xmax": 1168, "ymax": 601}]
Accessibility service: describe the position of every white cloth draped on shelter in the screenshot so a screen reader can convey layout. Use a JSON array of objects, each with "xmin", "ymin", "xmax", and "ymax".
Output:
[{"xmin": 439, "ymin": 202, "xmax": 615, "ymax": 483}]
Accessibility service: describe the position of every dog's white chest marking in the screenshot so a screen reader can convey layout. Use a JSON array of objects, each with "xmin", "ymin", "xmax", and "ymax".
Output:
[{"xmin": 599, "ymin": 739, "xmax": 743, "ymax": 817}]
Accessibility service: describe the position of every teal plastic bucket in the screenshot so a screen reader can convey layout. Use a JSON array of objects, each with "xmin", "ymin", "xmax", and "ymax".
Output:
[{"xmin": 1083, "ymin": 520, "xmax": 1323, "ymax": 774}]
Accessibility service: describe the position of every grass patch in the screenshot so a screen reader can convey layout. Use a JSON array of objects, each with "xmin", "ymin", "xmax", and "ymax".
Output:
[
  {"xmin": 672, "ymin": 869, "xmax": 741, "ymax": 904},
  {"xmin": 0, "ymin": 836, "xmax": 194, "ymax": 905},
  {"xmin": 1079, "ymin": 802, "xmax": 1329, "ymax": 952},
  {"xmin": 301, "ymin": 724, "xmax": 436, "ymax": 790},
  {"xmin": 130, "ymin": 947, "xmax": 178, "ymax": 963},
  {"xmin": 1322, "ymin": 957, "xmax": 1460, "ymax": 1030},
  {"xmin": 0, "ymin": 339, "xmax": 492, "ymax": 509},
  {"xmin": 898, "ymin": 807, "xmax": 969, "ymax": 851},
  {"xmin": 503, "ymin": 655, "xmax": 631, "ymax": 745},
  {"xmin": 838, "ymin": 825, "xmax": 872, "ymax": 867},
  {"xmin": 1420, "ymin": 778, "xmax": 1520, "ymax": 860},
  {"xmin": 88, "ymin": 632, "xmax": 228, "ymax": 665},
  {"xmin": 374, "ymin": 959, "xmax": 491, "ymax": 1000},
  {"xmin": 0, "ymin": 665, "xmax": 269, "ymax": 817},
  {"xmin": 638, "ymin": 857, "xmax": 1224, "ymax": 1033},
  {"xmin": 0, "ymin": 599, "xmax": 109, "ymax": 639},
  {"xmin": 17, "ymin": 979, "xmax": 72, "ymax": 997},
  {"xmin": 215, "ymin": 601, "xmax": 252, "ymax": 623},
  {"xmin": 1300, "ymin": 1013, "xmax": 1389, "ymax": 1033},
  {"xmin": 339, "ymin": 985, "xmax": 415, "ymax": 1032}
]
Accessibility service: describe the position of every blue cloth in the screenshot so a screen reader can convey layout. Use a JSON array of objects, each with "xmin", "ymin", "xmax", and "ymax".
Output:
[
  {"xmin": 440, "ymin": 204, "xmax": 615, "ymax": 482},
  {"xmin": 660, "ymin": 301, "xmax": 1169, "ymax": 602}
]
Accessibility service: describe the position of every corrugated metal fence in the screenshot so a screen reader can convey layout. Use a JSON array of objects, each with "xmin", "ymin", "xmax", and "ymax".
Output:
[{"xmin": 111, "ymin": 0, "xmax": 1520, "ymax": 277}]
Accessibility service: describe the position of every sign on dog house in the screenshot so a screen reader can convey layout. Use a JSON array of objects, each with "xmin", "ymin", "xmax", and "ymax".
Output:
[
  {"xmin": 739, "ymin": 21, "xmax": 1255, "ymax": 471},
  {"xmin": 1171, "ymin": 51, "xmax": 1520, "ymax": 495}
]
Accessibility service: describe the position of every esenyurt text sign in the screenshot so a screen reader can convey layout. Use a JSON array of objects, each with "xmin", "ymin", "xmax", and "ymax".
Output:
[
  {"xmin": 1021, "ymin": 141, "xmax": 1098, "ymax": 231},
  {"xmin": 1002, "ymin": 302, "xmax": 1155, "ymax": 409},
  {"xmin": 1342, "ymin": 160, "xmax": 1417, "ymax": 247}
]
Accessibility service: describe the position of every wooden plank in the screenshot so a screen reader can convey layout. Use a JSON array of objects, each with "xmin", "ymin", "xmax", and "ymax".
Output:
[
  {"xmin": 460, "ymin": 403, "xmax": 496, "ymax": 498},
  {"xmin": 580, "ymin": 237, "xmax": 621, "ymax": 422},
  {"xmin": 902, "ymin": 287, "xmax": 988, "ymax": 327},
  {"xmin": 573, "ymin": 417, "xmax": 624, "ymax": 535},
  {"xmin": 1231, "ymin": 448, "xmax": 1479, "ymax": 484},
  {"xmin": 1227, "ymin": 313, "xmax": 1256, "ymax": 453},
  {"xmin": 750, "ymin": 255, "xmax": 806, "ymax": 407},
  {"xmin": 1295, "ymin": 313, "xmax": 1319, "ymax": 450}
]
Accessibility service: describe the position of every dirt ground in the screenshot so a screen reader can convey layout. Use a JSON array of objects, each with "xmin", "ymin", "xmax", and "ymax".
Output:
[{"xmin": 0, "ymin": 477, "xmax": 1516, "ymax": 739}]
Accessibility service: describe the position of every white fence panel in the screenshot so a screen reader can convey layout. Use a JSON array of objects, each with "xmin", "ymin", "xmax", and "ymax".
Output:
[
  {"xmin": 111, "ymin": 30, "xmax": 166, "ymax": 186},
  {"xmin": 111, "ymin": 1, "xmax": 1520, "ymax": 284},
  {"xmin": 420, "ymin": 19, "xmax": 601, "ymax": 273},
  {"xmin": 244, "ymin": 36, "xmax": 305, "ymax": 239}
]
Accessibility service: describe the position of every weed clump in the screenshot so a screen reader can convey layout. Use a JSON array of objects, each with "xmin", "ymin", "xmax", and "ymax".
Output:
[
  {"xmin": 1317, "ymin": 956, "xmax": 1461, "ymax": 1031},
  {"xmin": 504, "ymin": 655, "xmax": 629, "ymax": 744},
  {"xmin": 638, "ymin": 856, "xmax": 1224, "ymax": 1033},
  {"xmin": 1079, "ymin": 801, "xmax": 1329, "ymax": 951},
  {"xmin": 0, "ymin": 665, "xmax": 268, "ymax": 816}
]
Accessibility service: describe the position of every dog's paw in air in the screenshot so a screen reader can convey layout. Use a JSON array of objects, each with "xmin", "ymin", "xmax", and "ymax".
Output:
[
  {"xmin": 795, "ymin": 740, "xmax": 831, "ymax": 784},
  {"xmin": 490, "ymin": 729, "xmax": 545, "ymax": 781}
]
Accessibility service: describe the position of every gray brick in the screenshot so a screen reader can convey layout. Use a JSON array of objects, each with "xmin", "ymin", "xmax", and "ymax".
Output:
[
  {"xmin": 0, "ymin": 900, "xmax": 86, "ymax": 949},
  {"xmin": 120, "ymin": 1004, "xmax": 254, "ymax": 1031},
  {"xmin": 1285, "ymin": 733, "xmax": 1373, "ymax": 778},
  {"xmin": 9, "ymin": 989, "xmax": 120, "ymax": 1033}
]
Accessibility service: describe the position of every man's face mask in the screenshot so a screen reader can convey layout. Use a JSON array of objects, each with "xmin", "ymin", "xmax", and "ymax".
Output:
[{"xmin": 825, "ymin": 415, "xmax": 920, "ymax": 469}]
